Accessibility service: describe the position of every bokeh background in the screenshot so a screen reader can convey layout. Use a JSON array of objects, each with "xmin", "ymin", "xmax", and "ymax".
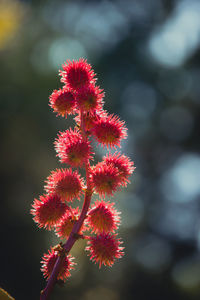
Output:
[{"xmin": 1, "ymin": 0, "xmax": 200, "ymax": 299}]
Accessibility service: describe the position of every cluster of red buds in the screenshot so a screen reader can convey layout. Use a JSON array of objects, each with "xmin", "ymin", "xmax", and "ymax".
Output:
[{"xmin": 31, "ymin": 58, "xmax": 135, "ymax": 299}]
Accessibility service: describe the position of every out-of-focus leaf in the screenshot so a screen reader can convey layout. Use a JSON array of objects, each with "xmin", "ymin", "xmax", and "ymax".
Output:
[{"xmin": 0, "ymin": 288, "xmax": 15, "ymax": 300}]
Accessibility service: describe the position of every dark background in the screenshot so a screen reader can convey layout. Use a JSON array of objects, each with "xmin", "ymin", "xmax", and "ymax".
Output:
[{"xmin": 1, "ymin": 0, "xmax": 200, "ymax": 299}]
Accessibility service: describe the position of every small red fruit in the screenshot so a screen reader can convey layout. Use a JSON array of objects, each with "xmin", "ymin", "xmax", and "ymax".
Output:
[
  {"xmin": 60, "ymin": 58, "xmax": 96, "ymax": 90},
  {"xmin": 87, "ymin": 200, "xmax": 120, "ymax": 234},
  {"xmin": 49, "ymin": 88, "xmax": 75, "ymax": 117},
  {"xmin": 92, "ymin": 113, "xmax": 127, "ymax": 148},
  {"xmin": 86, "ymin": 233, "xmax": 124, "ymax": 268},
  {"xmin": 103, "ymin": 152, "xmax": 135, "ymax": 186},
  {"xmin": 55, "ymin": 128, "xmax": 93, "ymax": 167},
  {"xmin": 55, "ymin": 207, "xmax": 86, "ymax": 239},
  {"xmin": 41, "ymin": 247, "xmax": 75, "ymax": 281},
  {"xmin": 30, "ymin": 193, "xmax": 68, "ymax": 230},
  {"xmin": 75, "ymin": 84, "xmax": 104, "ymax": 112},
  {"xmin": 91, "ymin": 163, "xmax": 121, "ymax": 197},
  {"xmin": 45, "ymin": 168, "xmax": 84, "ymax": 202}
]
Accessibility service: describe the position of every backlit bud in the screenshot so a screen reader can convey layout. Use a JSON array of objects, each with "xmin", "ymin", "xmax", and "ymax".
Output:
[
  {"xmin": 45, "ymin": 168, "xmax": 84, "ymax": 202},
  {"xmin": 87, "ymin": 200, "xmax": 120, "ymax": 233},
  {"xmin": 55, "ymin": 128, "xmax": 93, "ymax": 167},
  {"xmin": 49, "ymin": 88, "xmax": 75, "ymax": 117},
  {"xmin": 41, "ymin": 247, "xmax": 75, "ymax": 281},
  {"xmin": 86, "ymin": 233, "xmax": 124, "ymax": 268},
  {"xmin": 60, "ymin": 58, "xmax": 96, "ymax": 90},
  {"xmin": 91, "ymin": 163, "xmax": 121, "ymax": 197},
  {"xmin": 92, "ymin": 114, "xmax": 127, "ymax": 148},
  {"xmin": 103, "ymin": 152, "xmax": 135, "ymax": 186},
  {"xmin": 31, "ymin": 193, "xmax": 68, "ymax": 230}
]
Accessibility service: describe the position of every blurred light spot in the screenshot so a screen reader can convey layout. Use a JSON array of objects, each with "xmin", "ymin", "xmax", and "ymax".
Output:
[
  {"xmin": 42, "ymin": 1, "xmax": 128, "ymax": 57},
  {"xmin": 93, "ymin": 143, "xmax": 107, "ymax": 158},
  {"xmin": 122, "ymin": 82, "xmax": 157, "ymax": 120},
  {"xmin": 121, "ymin": 195, "xmax": 144, "ymax": 228},
  {"xmin": 161, "ymin": 154, "xmax": 200, "ymax": 203},
  {"xmin": 100, "ymin": 261, "xmax": 124, "ymax": 284},
  {"xmin": 157, "ymin": 70, "xmax": 192, "ymax": 100},
  {"xmin": 30, "ymin": 38, "xmax": 52, "ymax": 73},
  {"xmin": 149, "ymin": 0, "xmax": 200, "ymax": 67},
  {"xmin": 121, "ymin": 81, "xmax": 156, "ymax": 138},
  {"xmin": 49, "ymin": 38, "xmax": 87, "ymax": 70},
  {"xmin": 31, "ymin": 38, "xmax": 86, "ymax": 73},
  {"xmin": 150, "ymin": 202, "xmax": 198, "ymax": 240},
  {"xmin": 159, "ymin": 106, "xmax": 194, "ymax": 141},
  {"xmin": 83, "ymin": 286, "xmax": 119, "ymax": 300},
  {"xmin": 172, "ymin": 258, "xmax": 200, "ymax": 289},
  {"xmin": 196, "ymin": 228, "xmax": 200, "ymax": 251},
  {"xmin": 42, "ymin": 2, "xmax": 80, "ymax": 33},
  {"xmin": 133, "ymin": 235, "xmax": 171, "ymax": 272},
  {"xmin": 75, "ymin": 2, "xmax": 127, "ymax": 43},
  {"xmin": 122, "ymin": 133, "xmax": 136, "ymax": 158},
  {"xmin": 189, "ymin": 68, "xmax": 200, "ymax": 103},
  {"xmin": 0, "ymin": 0, "xmax": 25, "ymax": 49},
  {"xmin": 117, "ymin": 0, "xmax": 163, "ymax": 24}
]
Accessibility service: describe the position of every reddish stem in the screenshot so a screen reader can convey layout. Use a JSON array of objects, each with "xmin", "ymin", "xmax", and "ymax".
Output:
[{"xmin": 40, "ymin": 111, "xmax": 92, "ymax": 300}]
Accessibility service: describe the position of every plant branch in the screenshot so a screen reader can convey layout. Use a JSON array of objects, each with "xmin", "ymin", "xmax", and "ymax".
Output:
[{"xmin": 40, "ymin": 111, "xmax": 92, "ymax": 300}]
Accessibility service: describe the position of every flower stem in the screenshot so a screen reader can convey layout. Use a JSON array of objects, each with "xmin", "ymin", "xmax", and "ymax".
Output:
[{"xmin": 40, "ymin": 111, "xmax": 92, "ymax": 300}]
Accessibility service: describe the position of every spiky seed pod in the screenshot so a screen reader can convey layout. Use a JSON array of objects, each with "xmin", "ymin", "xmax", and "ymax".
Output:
[
  {"xmin": 103, "ymin": 152, "xmax": 135, "ymax": 186},
  {"xmin": 55, "ymin": 128, "xmax": 93, "ymax": 167},
  {"xmin": 74, "ymin": 112, "xmax": 96, "ymax": 133},
  {"xmin": 87, "ymin": 200, "xmax": 120, "ymax": 234},
  {"xmin": 75, "ymin": 84, "xmax": 104, "ymax": 112},
  {"xmin": 30, "ymin": 194, "xmax": 68, "ymax": 230},
  {"xmin": 55, "ymin": 212, "xmax": 77, "ymax": 239},
  {"xmin": 49, "ymin": 88, "xmax": 76, "ymax": 117},
  {"xmin": 74, "ymin": 110, "xmax": 108, "ymax": 134},
  {"xmin": 86, "ymin": 233, "xmax": 124, "ymax": 268},
  {"xmin": 41, "ymin": 247, "xmax": 75, "ymax": 281},
  {"xmin": 55, "ymin": 207, "xmax": 86, "ymax": 239},
  {"xmin": 91, "ymin": 163, "xmax": 121, "ymax": 197},
  {"xmin": 45, "ymin": 168, "xmax": 84, "ymax": 202},
  {"xmin": 92, "ymin": 113, "xmax": 127, "ymax": 148},
  {"xmin": 59, "ymin": 58, "xmax": 96, "ymax": 90}
]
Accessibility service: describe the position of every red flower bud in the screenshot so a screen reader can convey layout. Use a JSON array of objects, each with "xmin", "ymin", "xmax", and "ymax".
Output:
[
  {"xmin": 74, "ymin": 110, "xmax": 108, "ymax": 133},
  {"xmin": 92, "ymin": 113, "xmax": 127, "ymax": 148},
  {"xmin": 30, "ymin": 193, "xmax": 68, "ymax": 230},
  {"xmin": 87, "ymin": 200, "xmax": 120, "ymax": 234},
  {"xmin": 103, "ymin": 152, "xmax": 135, "ymax": 186},
  {"xmin": 60, "ymin": 58, "xmax": 96, "ymax": 90},
  {"xmin": 55, "ymin": 128, "xmax": 93, "ymax": 167},
  {"xmin": 49, "ymin": 88, "xmax": 75, "ymax": 117},
  {"xmin": 55, "ymin": 207, "xmax": 86, "ymax": 239},
  {"xmin": 45, "ymin": 168, "xmax": 84, "ymax": 202},
  {"xmin": 41, "ymin": 247, "xmax": 75, "ymax": 281},
  {"xmin": 86, "ymin": 233, "xmax": 124, "ymax": 268},
  {"xmin": 75, "ymin": 84, "xmax": 104, "ymax": 112},
  {"xmin": 91, "ymin": 163, "xmax": 121, "ymax": 197}
]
